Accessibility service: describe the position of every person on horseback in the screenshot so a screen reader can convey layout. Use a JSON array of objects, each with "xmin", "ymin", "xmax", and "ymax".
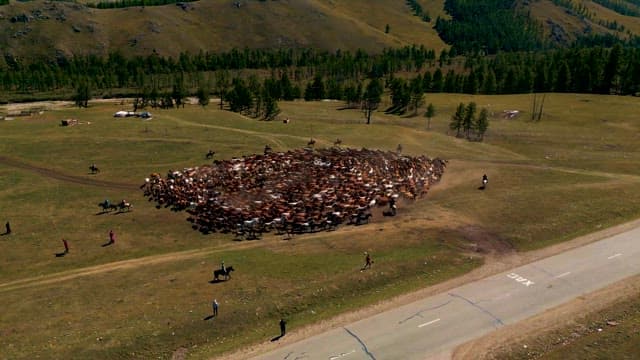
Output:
[{"xmin": 220, "ymin": 261, "xmax": 226, "ymax": 275}]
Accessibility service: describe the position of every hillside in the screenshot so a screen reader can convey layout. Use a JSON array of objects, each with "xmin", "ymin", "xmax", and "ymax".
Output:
[
  {"xmin": 0, "ymin": 0, "xmax": 446, "ymax": 59},
  {"xmin": 0, "ymin": 0, "xmax": 639, "ymax": 61}
]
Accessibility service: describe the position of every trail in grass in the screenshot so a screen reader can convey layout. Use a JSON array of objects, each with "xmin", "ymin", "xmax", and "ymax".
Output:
[
  {"xmin": 0, "ymin": 155, "xmax": 139, "ymax": 191},
  {"xmin": 163, "ymin": 115, "xmax": 330, "ymax": 149},
  {"xmin": 0, "ymin": 223, "xmax": 405, "ymax": 293}
]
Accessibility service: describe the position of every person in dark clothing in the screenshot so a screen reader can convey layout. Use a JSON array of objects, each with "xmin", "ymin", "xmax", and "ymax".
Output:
[
  {"xmin": 62, "ymin": 239, "xmax": 69, "ymax": 254},
  {"xmin": 212, "ymin": 299, "xmax": 219, "ymax": 317},
  {"xmin": 362, "ymin": 252, "xmax": 373, "ymax": 270},
  {"xmin": 482, "ymin": 174, "xmax": 488, "ymax": 188},
  {"xmin": 279, "ymin": 318, "xmax": 286, "ymax": 337},
  {"xmin": 5, "ymin": 221, "xmax": 11, "ymax": 235}
]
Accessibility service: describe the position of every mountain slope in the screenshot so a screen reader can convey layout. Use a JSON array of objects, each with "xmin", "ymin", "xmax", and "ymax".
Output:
[
  {"xmin": 0, "ymin": 0, "xmax": 446, "ymax": 59},
  {"xmin": 0, "ymin": 0, "xmax": 639, "ymax": 62}
]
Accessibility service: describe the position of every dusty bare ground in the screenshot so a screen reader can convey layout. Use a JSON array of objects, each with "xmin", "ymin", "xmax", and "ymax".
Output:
[{"xmin": 217, "ymin": 218, "xmax": 640, "ymax": 360}]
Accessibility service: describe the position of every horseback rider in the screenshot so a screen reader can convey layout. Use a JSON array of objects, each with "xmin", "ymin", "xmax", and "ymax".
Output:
[{"xmin": 220, "ymin": 261, "xmax": 226, "ymax": 274}]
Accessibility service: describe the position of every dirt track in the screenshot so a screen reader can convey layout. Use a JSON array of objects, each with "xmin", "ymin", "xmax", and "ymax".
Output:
[{"xmin": 0, "ymin": 155, "xmax": 139, "ymax": 191}]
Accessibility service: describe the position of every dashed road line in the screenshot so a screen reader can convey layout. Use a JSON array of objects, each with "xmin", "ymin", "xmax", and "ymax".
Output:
[
  {"xmin": 556, "ymin": 271, "xmax": 571, "ymax": 278},
  {"xmin": 329, "ymin": 350, "xmax": 356, "ymax": 359},
  {"xmin": 607, "ymin": 253, "xmax": 622, "ymax": 260},
  {"xmin": 418, "ymin": 318, "xmax": 441, "ymax": 328}
]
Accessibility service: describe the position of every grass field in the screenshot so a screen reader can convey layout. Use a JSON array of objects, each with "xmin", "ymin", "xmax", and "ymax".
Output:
[{"xmin": 1, "ymin": 93, "xmax": 640, "ymax": 359}]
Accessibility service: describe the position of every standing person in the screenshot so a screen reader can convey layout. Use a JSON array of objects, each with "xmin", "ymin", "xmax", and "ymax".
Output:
[
  {"xmin": 482, "ymin": 174, "xmax": 488, "ymax": 188},
  {"xmin": 362, "ymin": 252, "xmax": 373, "ymax": 270},
  {"xmin": 5, "ymin": 221, "xmax": 10, "ymax": 235},
  {"xmin": 108, "ymin": 230, "xmax": 116, "ymax": 245},
  {"xmin": 279, "ymin": 318, "xmax": 286, "ymax": 337},
  {"xmin": 212, "ymin": 299, "xmax": 219, "ymax": 317},
  {"xmin": 62, "ymin": 239, "xmax": 69, "ymax": 254}
]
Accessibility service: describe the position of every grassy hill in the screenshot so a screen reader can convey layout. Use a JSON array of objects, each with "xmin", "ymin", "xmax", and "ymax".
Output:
[
  {"xmin": 0, "ymin": 0, "xmax": 446, "ymax": 59},
  {"xmin": 1, "ymin": 0, "xmax": 639, "ymax": 61}
]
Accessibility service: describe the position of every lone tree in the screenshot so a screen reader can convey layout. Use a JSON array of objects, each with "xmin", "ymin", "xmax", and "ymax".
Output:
[
  {"xmin": 424, "ymin": 103, "xmax": 436, "ymax": 130},
  {"xmin": 362, "ymin": 78, "xmax": 383, "ymax": 124}
]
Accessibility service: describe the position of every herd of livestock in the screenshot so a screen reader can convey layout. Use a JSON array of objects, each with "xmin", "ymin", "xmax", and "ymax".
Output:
[{"xmin": 141, "ymin": 148, "xmax": 446, "ymax": 239}]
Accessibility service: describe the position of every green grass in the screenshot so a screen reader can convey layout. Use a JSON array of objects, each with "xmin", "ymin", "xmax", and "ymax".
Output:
[
  {"xmin": 0, "ymin": 0, "xmax": 447, "ymax": 59},
  {"xmin": 1, "ymin": 93, "xmax": 640, "ymax": 359}
]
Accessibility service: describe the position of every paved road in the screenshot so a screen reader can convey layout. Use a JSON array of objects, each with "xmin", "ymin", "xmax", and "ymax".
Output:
[{"xmin": 256, "ymin": 225, "xmax": 640, "ymax": 360}]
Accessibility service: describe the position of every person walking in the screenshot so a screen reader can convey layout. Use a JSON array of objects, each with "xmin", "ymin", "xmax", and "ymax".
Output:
[
  {"xmin": 362, "ymin": 252, "xmax": 373, "ymax": 270},
  {"xmin": 108, "ymin": 230, "xmax": 116, "ymax": 245},
  {"xmin": 62, "ymin": 239, "xmax": 69, "ymax": 254},
  {"xmin": 482, "ymin": 174, "xmax": 488, "ymax": 189},
  {"xmin": 5, "ymin": 221, "xmax": 11, "ymax": 235},
  {"xmin": 279, "ymin": 318, "xmax": 286, "ymax": 337},
  {"xmin": 212, "ymin": 299, "xmax": 219, "ymax": 317}
]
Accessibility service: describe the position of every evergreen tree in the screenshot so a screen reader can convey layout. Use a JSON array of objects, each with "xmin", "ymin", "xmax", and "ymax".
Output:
[
  {"xmin": 172, "ymin": 79, "xmax": 187, "ymax": 108},
  {"xmin": 432, "ymin": 68, "xmax": 444, "ymax": 92},
  {"xmin": 74, "ymin": 81, "xmax": 91, "ymax": 108},
  {"xmin": 280, "ymin": 72, "xmax": 295, "ymax": 101},
  {"xmin": 449, "ymin": 102, "xmax": 465, "ymax": 137},
  {"xmin": 409, "ymin": 76, "xmax": 424, "ymax": 115},
  {"xmin": 463, "ymin": 102, "xmax": 477, "ymax": 139},
  {"xmin": 215, "ymin": 70, "xmax": 231, "ymax": 110},
  {"xmin": 600, "ymin": 43, "xmax": 622, "ymax": 94},
  {"xmin": 483, "ymin": 69, "xmax": 497, "ymax": 94},
  {"xmin": 476, "ymin": 108, "xmax": 489, "ymax": 141},
  {"xmin": 555, "ymin": 61, "xmax": 571, "ymax": 92},
  {"xmin": 362, "ymin": 78, "xmax": 383, "ymax": 125},
  {"xmin": 344, "ymin": 82, "xmax": 362, "ymax": 109},
  {"xmin": 422, "ymin": 71, "xmax": 432, "ymax": 92},
  {"xmin": 197, "ymin": 81, "xmax": 210, "ymax": 107},
  {"xmin": 389, "ymin": 77, "xmax": 410, "ymax": 114},
  {"xmin": 424, "ymin": 103, "xmax": 436, "ymax": 130},
  {"xmin": 227, "ymin": 78, "xmax": 253, "ymax": 113},
  {"xmin": 263, "ymin": 94, "xmax": 281, "ymax": 121}
]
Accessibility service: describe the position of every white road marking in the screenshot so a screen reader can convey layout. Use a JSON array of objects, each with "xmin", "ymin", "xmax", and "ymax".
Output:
[
  {"xmin": 329, "ymin": 350, "xmax": 355, "ymax": 359},
  {"xmin": 418, "ymin": 318, "xmax": 441, "ymax": 328},
  {"xmin": 556, "ymin": 271, "xmax": 571, "ymax": 278},
  {"xmin": 607, "ymin": 253, "xmax": 622, "ymax": 260},
  {"xmin": 507, "ymin": 272, "xmax": 535, "ymax": 287}
]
